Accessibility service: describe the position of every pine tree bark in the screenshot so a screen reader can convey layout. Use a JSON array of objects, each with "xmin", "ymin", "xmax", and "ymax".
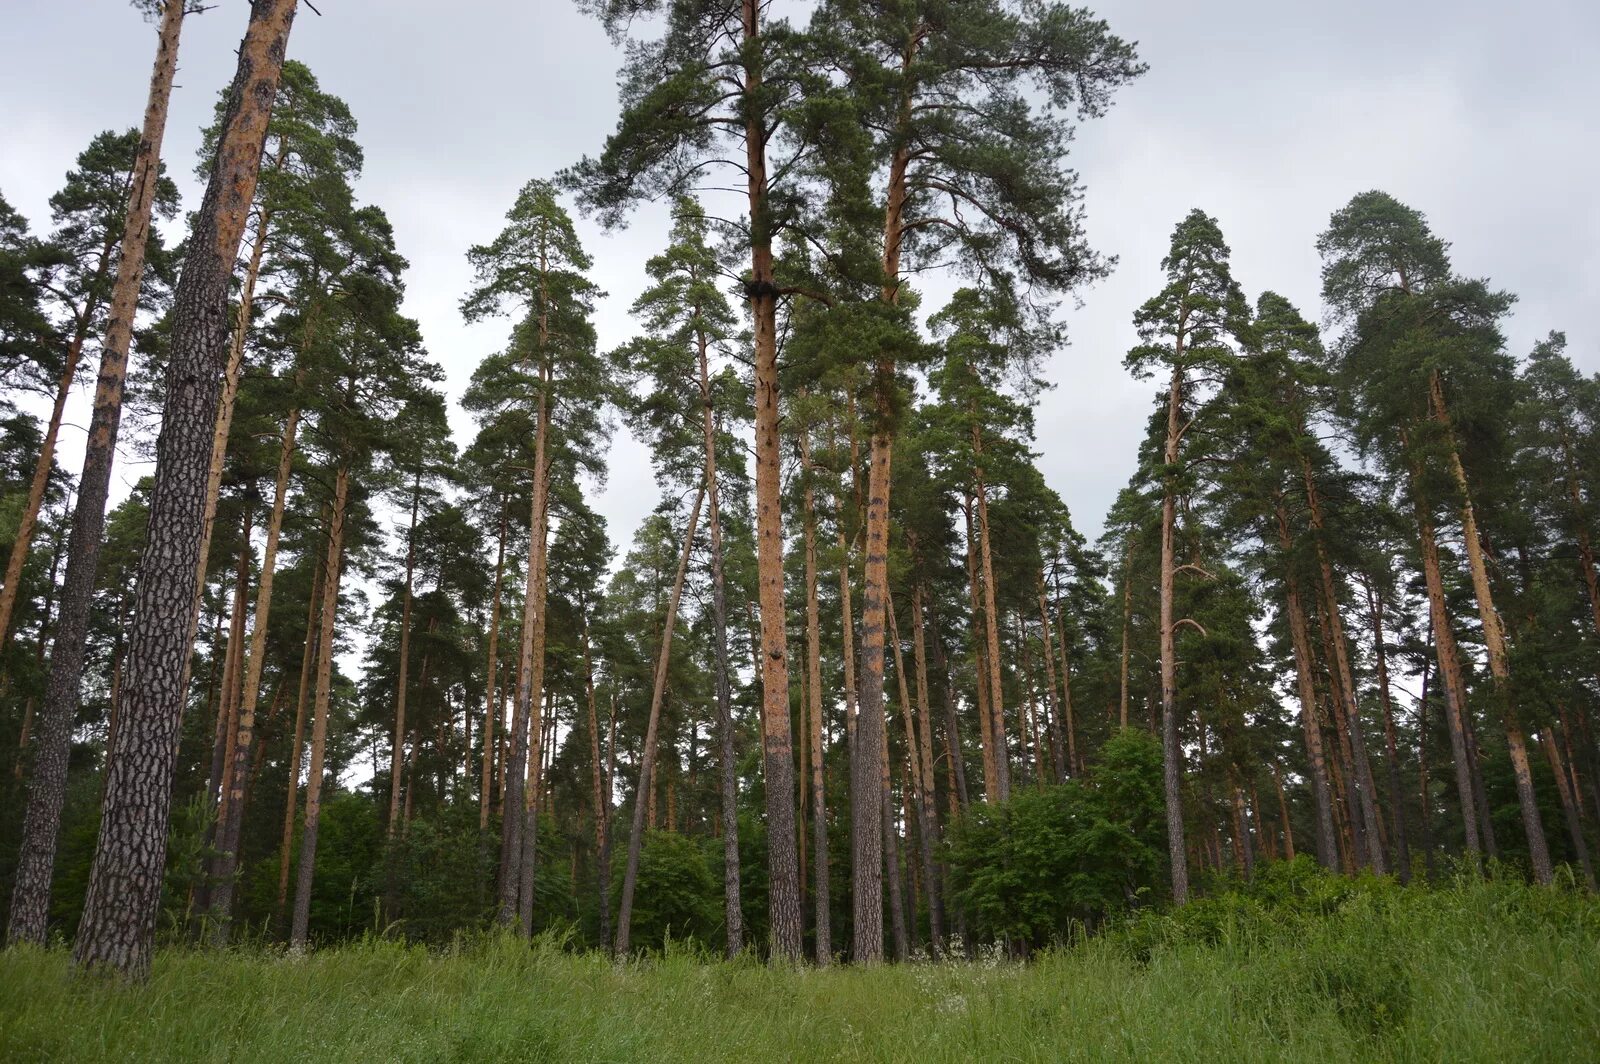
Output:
[
  {"xmin": 498, "ymin": 369, "xmax": 548, "ymax": 930},
  {"xmin": 275, "ymin": 553, "xmax": 322, "ymax": 927},
  {"xmin": 738, "ymin": 0, "xmax": 802, "ymax": 963},
  {"xmin": 1362, "ymin": 574, "xmax": 1411, "ymax": 880},
  {"xmin": 1430, "ymin": 374, "xmax": 1551, "ymax": 882},
  {"xmin": 72, "ymin": 0, "xmax": 298, "ymax": 979},
  {"xmin": 1274, "ymin": 500, "xmax": 1339, "ymax": 869},
  {"xmin": 800, "ymin": 430, "xmax": 829, "ymax": 963},
  {"xmin": 1409, "ymin": 459, "xmax": 1484, "ymax": 866},
  {"xmin": 289, "ymin": 464, "xmax": 348, "ymax": 949},
  {"xmin": 211, "ymin": 399, "xmax": 299, "ymax": 938},
  {"xmin": 1036, "ymin": 584, "xmax": 1069, "ymax": 780},
  {"xmin": 890, "ymin": 591, "xmax": 942, "ymax": 953},
  {"xmin": 972, "ymin": 431, "xmax": 1011, "ymax": 802},
  {"xmin": 197, "ymin": 508, "xmax": 251, "ymax": 923},
  {"xmin": 699, "ymin": 326, "xmax": 742, "ymax": 957},
  {"xmin": 1302, "ymin": 464, "xmax": 1386, "ymax": 872},
  {"xmin": 851, "ymin": 419, "xmax": 891, "ymax": 963},
  {"xmin": 4, "ymin": 0, "xmax": 187, "ymax": 947},
  {"xmin": 1118, "ymin": 537, "xmax": 1135, "ymax": 730},
  {"xmin": 480, "ymin": 508, "xmax": 506, "ymax": 830},
  {"xmin": 1540, "ymin": 730, "xmax": 1595, "ymax": 890},
  {"xmin": 1159, "ymin": 365, "xmax": 1189, "ymax": 903},
  {"xmin": 581, "ymin": 614, "xmax": 612, "ymax": 949},
  {"xmin": 616, "ymin": 482, "xmax": 704, "ymax": 954},
  {"xmin": 517, "ymin": 455, "xmax": 553, "ymax": 934},
  {"xmin": 963, "ymin": 499, "xmax": 1000, "ymax": 804},
  {"xmin": 924, "ymin": 599, "xmax": 968, "ymax": 813}
]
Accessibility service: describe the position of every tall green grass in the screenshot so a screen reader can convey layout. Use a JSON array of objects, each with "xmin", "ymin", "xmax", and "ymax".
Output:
[{"xmin": 2, "ymin": 875, "xmax": 1595, "ymax": 1062}]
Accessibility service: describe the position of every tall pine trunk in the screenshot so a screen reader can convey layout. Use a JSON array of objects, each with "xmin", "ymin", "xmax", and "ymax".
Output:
[
  {"xmin": 480, "ymin": 508, "xmax": 506, "ymax": 829},
  {"xmin": 1409, "ymin": 457, "xmax": 1483, "ymax": 865},
  {"xmin": 889, "ymin": 592, "xmax": 942, "ymax": 953},
  {"xmin": 1159, "ymin": 365, "xmax": 1188, "ymax": 903},
  {"xmin": 72, "ymin": 0, "xmax": 298, "ymax": 979},
  {"xmin": 615, "ymin": 483, "xmax": 705, "ymax": 954},
  {"xmin": 972, "ymin": 430, "xmax": 1011, "ymax": 802},
  {"xmin": 581, "ymin": 616, "xmax": 612, "ymax": 949},
  {"xmin": 5, "ymin": 0, "xmax": 186, "ymax": 947},
  {"xmin": 1362, "ymin": 575, "xmax": 1411, "ymax": 881},
  {"xmin": 289, "ymin": 464, "xmax": 349, "ymax": 949},
  {"xmin": 800, "ymin": 429, "xmax": 829, "ymax": 963},
  {"xmin": 275, "ymin": 552, "xmax": 323, "ymax": 927},
  {"xmin": 698, "ymin": 327, "xmax": 742, "ymax": 956},
  {"xmin": 1430, "ymin": 374, "xmax": 1551, "ymax": 883},
  {"xmin": 388, "ymin": 477, "xmax": 422, "ymax": 836}
]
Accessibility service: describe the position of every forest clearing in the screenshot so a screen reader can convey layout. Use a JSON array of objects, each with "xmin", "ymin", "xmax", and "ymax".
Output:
[{"xmin": 3, "ymin": 0, "xmax": 1599, "ymax": 1059}]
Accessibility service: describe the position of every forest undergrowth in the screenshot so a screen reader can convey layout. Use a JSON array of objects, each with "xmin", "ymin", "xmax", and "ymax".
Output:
[{"xmin": 2, "ymin": 873, "xmax": 1595, "ymax": 1063}]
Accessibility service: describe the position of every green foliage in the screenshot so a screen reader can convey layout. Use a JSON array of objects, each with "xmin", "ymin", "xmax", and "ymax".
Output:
[
  {"xmin": 947, "ymin": 729, "xmax": 1166, "ymax": 948},
  {"xmin": 611, "ymin": 830, "xmax": 720, "ymax": 952}
]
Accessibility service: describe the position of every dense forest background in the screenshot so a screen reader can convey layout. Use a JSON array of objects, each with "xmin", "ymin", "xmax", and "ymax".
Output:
[{"xmin": 2, "ymin": 0, "xmax": 1598, "ymax": 986}]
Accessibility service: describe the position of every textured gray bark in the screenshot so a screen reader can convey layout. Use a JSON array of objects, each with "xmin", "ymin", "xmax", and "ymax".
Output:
[
  {"xmin": 72, "ymin": 0, "xmax": 298, "ymax": 979},
  {"xmin": 5, "ymin": 0, "xmax": 188, "ymax": 949}
]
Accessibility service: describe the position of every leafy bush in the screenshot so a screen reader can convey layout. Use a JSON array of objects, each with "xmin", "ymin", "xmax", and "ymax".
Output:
[
  {"xmin": 613, "ymin": 830, "xmax": 721, "ymax": 951},
  {"xmin": 946, "ymin": 728, "xmax": 1165, "ymax": 950}
]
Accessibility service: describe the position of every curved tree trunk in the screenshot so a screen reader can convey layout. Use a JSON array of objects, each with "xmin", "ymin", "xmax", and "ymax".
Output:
[
  {"xmin": 289, "ymin": 464, "xmax": 348, "ymax": 949},
  {"xmin": 72, "ymin": 0, "xmax": 298, "ymax": 979},
  {"xmin": 4, "ymin": 0, "xmax": 187, "ymax": 947},
  {"xmin": 615, "ymin": 482, "xmax": 705, "ymax": 954}
]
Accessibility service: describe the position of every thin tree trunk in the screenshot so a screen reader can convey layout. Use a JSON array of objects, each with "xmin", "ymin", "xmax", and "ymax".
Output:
[
  {"xmin": 963, "ymin": 499, "xmax": 1000, "ymax": 804},
  {"xmin": 480, "ymin": 508, "xmax": 507, "ymax": 830},
  {"xmin": 581, "ymin": 614, "xmax": 612, "ymax": 949},
  {"xmin": 388, "ymin": 476, "xmax": 422, "ymax": 836},
  {"xmin": 615, "ymin": 482, "xmax": 705, "ymax": 954},
  {"xmin": 890, "ymin": 592, "xmax": 942, "ymax": 954},
  {"xmin": 799, "ymin": 429, "xmax": 828, "ymax": 963},
  {"xmin": 1274, "ymin": 501, "xmax": 1339, "ymax": 869},
  {"xmin": 289, "ymin": 463, "xmax": 348, "ymax": 950},
  {"xmin": 699, "ymin": 327, "xmax": 742, "ymax": 957},
  {"xmin": 972, "ymin": 432, "xmax": 1010, "ymax": 802},
  {"xmin": 1409, "ymin": 460, "xmax": 1483, "ymax": 866},
  {"xmin": 499, "ymin": 372, "xmax": 549, "ymax": 931},
  {"xmin": 1303, "ymin": 468, "xmax": 1385, "ymax": 872},
  {"xmin": 1159, "ymin": 365, "xmax": 1189, "ymax": 903},
  {"xmin": 1036, "ymin": 583, "xmax": 1068, "ymax": 780},
  {"xmin": 198, "ymin": 508, "xmax": 251, "ymax": 923},
  {"xmin": 851, "ymin": 415, "xmax": 893, "ymax": 963},
  {"xmin": 275, "ymin": 553, "xmax": 323, "ymax": 928},
  {"xmin": 925, "ymin": 600, "xmax": 968, "ymax": 813},
  {"xmin": 1541, "ymin": 730, "xmax": 1595, "ymax": 890},
  {"xmin": 72, "ymin": 0, "xmax": 298, "ymax": 979},
  {"xmin": 1118, "ymin": 537, "xmax": 1135, "ymax": 730},
  {"xmin": 1362, "ymin": 574, "xmax": 1411, "ymax": 881},
  {"xmin": 880, "ymin": 700, "xmax": 908, "ymax": 960},
  {"xmin": 4, "ymin": 0, "xmax": 187, "ymax": 946},
  {"xmin": 1272, "ymin": 762, "xmax": 1296, "ymax": 861}
]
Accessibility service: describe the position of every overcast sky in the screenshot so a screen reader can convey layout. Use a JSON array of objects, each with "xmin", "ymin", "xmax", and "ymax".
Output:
[{"xmin": 3, "ymin": 0, "xmax": 1597, "ymax": 557}]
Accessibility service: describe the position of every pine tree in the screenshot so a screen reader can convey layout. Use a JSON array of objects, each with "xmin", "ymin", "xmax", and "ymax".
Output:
[
  {"xmin": 6, "ymin": 0, "xmax": 189, "ymax": 948},
  {"xmin": 1123, "ymin": 209, "xmax": 1248, "ymax": 904},
  {"xmin": 73, "ymin": 0, "xmax": 299, "ymax": 979}
]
